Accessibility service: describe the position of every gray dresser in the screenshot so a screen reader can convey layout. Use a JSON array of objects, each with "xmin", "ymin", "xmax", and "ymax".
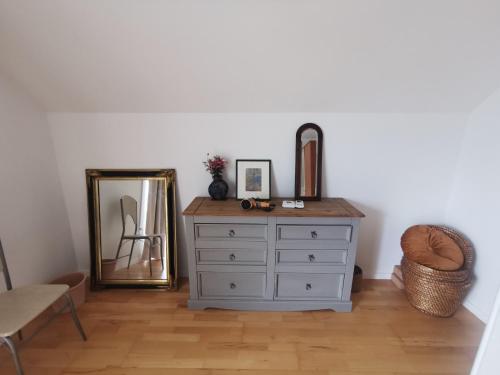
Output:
[{"xmin": 183, "ymin": 197, "xmax": 365, "ymax": 312}]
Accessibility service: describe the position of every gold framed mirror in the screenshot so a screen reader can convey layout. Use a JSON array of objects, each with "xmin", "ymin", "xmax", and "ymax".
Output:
[
  {"xmin": 86, "ymin": 169, "xmax": 177, "ymax": 289},
  {"xmin": 295, "ymin": 123, "xmax": 323, "ymax": 201}
]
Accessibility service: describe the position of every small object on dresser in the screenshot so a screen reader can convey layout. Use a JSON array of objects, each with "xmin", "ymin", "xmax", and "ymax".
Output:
[
  {"xmin": 240, "ymin": 198, "xmax": 275, "ymax": 211},
  {"xmin": 282, "ymin": 200, "xmax": 296, "ymax": 208},
  {"xmin": 204, "ymin": 154, "xmax": 228, "ymax": 200},
  {"xmin": 282, "ymin": 200, "xmax": 305, "ymax": 209}
]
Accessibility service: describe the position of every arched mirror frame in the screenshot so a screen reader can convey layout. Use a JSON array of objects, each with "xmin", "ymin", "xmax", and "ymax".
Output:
[{"xmin": 294, "ymin": 123, "xmax": 323, "ymax": 201}]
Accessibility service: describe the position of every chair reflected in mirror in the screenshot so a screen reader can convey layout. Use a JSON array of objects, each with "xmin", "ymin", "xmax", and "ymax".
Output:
[{"xmin": 115, "ymin": 195, "xmax": 165, "ymax": 276}]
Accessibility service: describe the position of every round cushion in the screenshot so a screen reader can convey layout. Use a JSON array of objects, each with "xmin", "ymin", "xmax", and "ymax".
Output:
[{"xmin": 401, "ymin": 225, "xmax": 464, "ymax": 271}]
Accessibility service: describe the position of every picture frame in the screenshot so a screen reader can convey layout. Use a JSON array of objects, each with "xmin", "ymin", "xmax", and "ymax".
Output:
[{"xmin": 235, "ymin": 159, "xmax": 272, "ymax": 200}]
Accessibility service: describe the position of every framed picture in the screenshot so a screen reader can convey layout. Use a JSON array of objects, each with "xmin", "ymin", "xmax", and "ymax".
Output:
[{"xmin": 236, "ymin": 159, "xmax": 272, "ymax": 200}]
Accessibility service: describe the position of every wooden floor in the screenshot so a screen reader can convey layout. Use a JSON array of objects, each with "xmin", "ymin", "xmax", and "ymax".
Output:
[
  {"xmin": 108, "ymin": 259, "xmax": 167, "ymax": 280},
  {"xmin": 0, "ymin": 280, "xmax": 484, "ymax": 374}
]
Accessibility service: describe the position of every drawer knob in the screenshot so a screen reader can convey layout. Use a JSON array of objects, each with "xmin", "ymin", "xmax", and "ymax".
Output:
[
  {"xmin": 230, "ymin": 282, "xmax": 236, "ymax": 289},
  {"xmin": 308, "ymin": 254, "xmax": 316, "ymax": 262},
  {"xmin": 306, "ymin": 283, "xmax": 312, "ymax": 291},
  {"xmin": 311, "ymin": 231, "xmax": 318, "ymax": 239},
  {"xmin": 229, "ymin": 253, "xmax": 236, "ymax": 261},
  {"xmin": 228, "ymin": 229, "xmax": 235, "ymax": 237}
]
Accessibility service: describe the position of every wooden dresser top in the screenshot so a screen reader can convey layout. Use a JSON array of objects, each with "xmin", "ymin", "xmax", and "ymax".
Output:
[{"xmin": 183, "ymin": 197, "xmax": 365, "ymax": 218}]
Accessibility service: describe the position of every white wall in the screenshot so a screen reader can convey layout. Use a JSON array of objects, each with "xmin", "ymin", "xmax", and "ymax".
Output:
[
  {"xmin": 48, "ymin": 113, "xmax": 467, "ymax": 278},
  {"xmin": 0, "ymin": 73, "xmax": 76, "ymax": 290},
  {"xmin": 446, "ymin": 89, "xmax": 500, "ymax": 322}
]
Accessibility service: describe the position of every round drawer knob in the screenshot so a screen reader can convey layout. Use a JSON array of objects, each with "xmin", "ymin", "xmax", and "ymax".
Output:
[
  {"xmin": 311, "ymin": 231, "xmax": 318, "ymax": 239},
  {"xmin": 230, "ymin": 282, "xmax": 236, "ymax": 289},
  {"xmin": 228, "ymin": 230, "xmax": 235, "ymax": 237},
  {"xmin": 229, "ymin": 253, "xmax": 236, "ymax": 261},
  {"xmin": 306, "ymin": 283, "xmax": 312, "ymax": 291},
  {"xmin": 308, "ymin": 254, "xmax": 315, "ymax": 262}
]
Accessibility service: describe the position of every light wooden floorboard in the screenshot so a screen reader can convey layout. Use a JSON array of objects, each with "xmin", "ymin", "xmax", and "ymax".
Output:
[{"xmin": 0, "ymin": 280, "xmax": 484, "ymax": 374}]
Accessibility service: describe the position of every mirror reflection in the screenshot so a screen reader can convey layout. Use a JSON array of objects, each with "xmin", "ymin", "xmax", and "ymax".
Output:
[
  {"xmin": 300, "ymin": 129, "xmax": 319, "ymax": 197},
  {"xmin": 295, "ymin": 123, "xmax": 323, "ymax": 201},
  {"xmin": 99, "ymin": 179, "xmax": 167, "ymax": 280}
]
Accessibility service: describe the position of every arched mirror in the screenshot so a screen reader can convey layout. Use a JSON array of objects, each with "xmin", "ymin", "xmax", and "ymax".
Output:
[{"xmin": 295, "ymin": 123, "xmax": 323, "ymax": 201}]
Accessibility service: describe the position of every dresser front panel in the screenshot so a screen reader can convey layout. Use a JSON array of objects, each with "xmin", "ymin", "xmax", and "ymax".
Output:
[
  {"xmin": 197, "ymin": 248, "xmax": 267, "ymax": 265},
  {"xmin": 196, "ymin": 224, "xmax": 267, "ymax": 241},
  {"xmin": 198, "ymin": 272, "xmax": 266, "ymax": 299},
  {"xmin": 275, "ymin": 273, "xmax": 344, "ymax": 300},
  {"xmin": 276, "ymin": 225, "xmax": 351, "ymax": 250},
  {"xmin": 277, "ymin": 225, "xmax": 352, "ymax": 241},
  {"xmin": 276, "ymin": 249, "xmax": 347, "ymax": 265}
]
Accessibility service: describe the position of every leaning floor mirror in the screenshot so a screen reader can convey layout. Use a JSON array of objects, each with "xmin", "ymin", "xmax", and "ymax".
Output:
[{"xmin": 86, "ymin": 169, "xmax": 177, "ymax": 289}]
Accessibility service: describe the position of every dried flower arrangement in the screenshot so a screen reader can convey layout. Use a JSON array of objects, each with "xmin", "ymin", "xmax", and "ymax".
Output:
[{"xmin": 203, "ymin": 154, "xmax": 227, "ymax": 178}]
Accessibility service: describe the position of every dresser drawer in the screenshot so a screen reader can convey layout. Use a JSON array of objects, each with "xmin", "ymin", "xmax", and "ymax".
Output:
[
  {"xmin": 196, "ymin": 224, "xmax": 267, "ymax": 241},
  {"xmin": 198, "ymin": 272, "xmax": 266, "ymax": 299},
  {"xmin": 276, "ymin": 225, "xmax": 351, "ymax": 249},
  {"xmin": 275, "ymin": 273, "xmax": 344, "ymax": 300},
  {"xmin": 197, "ymin": 248, "xmax": 267, "ymax": 265},
  {"xmin": 276, "ymin": 249, "xmax": 347, "ymax": 265}
]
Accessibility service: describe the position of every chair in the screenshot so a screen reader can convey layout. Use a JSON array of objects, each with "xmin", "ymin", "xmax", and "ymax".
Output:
[
  {"xmin": 0, "ymin": 239, "xmax": 87, "ymax": 375},
  {"xmin": 115, "ymin": 195, "xmax": 164, "ymax": 276}
]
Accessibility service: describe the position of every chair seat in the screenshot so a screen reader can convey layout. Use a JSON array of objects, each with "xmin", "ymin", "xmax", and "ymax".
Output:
[{"xmin": 0, "ymin": 284, "xmax": 69, "ymax": 337}]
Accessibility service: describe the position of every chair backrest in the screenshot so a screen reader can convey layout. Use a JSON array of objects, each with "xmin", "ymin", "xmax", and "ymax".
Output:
[
  {"xmin": 120, "ymin": 195, "xmax": 138, "ymax": 228},
  {"xmin": 0, "ymin": 238, "xmax": 13, "ymax": 291}
]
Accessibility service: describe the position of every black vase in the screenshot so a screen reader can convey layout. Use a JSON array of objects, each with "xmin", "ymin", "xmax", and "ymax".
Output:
[{"xmin": 208, "ymin": 175, "xmax": 228, "ymax": 200}]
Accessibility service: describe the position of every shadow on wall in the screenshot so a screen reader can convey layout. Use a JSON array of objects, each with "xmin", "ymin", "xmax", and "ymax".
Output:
[
  {"xmin": 174, "ymin": 183, "xmax": 188, "ymax": 279},
  {"xmin": 349, "ymin": 201, "xmax": 384, "ymax": 278},
  {"xmin": 270, "ymin": 163, "xmax": 278, "ymax": 198}
]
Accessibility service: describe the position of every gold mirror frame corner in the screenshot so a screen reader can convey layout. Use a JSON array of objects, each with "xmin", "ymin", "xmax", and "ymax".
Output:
[{"xmin": 86, "ymin": 169, "xmax": 178, "ymax": 290}]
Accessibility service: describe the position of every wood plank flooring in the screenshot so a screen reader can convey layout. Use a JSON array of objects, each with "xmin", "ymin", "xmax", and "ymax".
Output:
[
  {"xmin": 0, "ymin": 280, "xmax": 484, "ymax": 374},
  {"xmin": 107, "ymin": 259, "xmax": 166, "ymax": 280}
]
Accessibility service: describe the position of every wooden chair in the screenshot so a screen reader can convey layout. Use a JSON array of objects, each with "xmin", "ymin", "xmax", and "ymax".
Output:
[
  {"xmin": 0, "ymin": 239, "xmax": 87, "ymax": 375},
  {"xmin": 115, "ymin": 195, "xmax": 164, "ymax": 276}
]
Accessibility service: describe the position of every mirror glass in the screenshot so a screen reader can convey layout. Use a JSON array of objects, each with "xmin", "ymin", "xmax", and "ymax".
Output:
[
  {"xmin": 300, "ymin": 129, "xmax": 319, "ymax": 197},
  {"xmin": 87, "ymin": 169, "xmax": 177, "ymax": 288},
  {"xmin": 99, "ymin": 179, "xmax": 167, "ymax": 280},
  {"xmin": 295, "ymin": 123, "xmax": 323, "ymax": 201}
]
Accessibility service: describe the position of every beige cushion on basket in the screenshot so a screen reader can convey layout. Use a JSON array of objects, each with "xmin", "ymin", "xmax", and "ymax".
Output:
[{"xmin": 401, "ymin": 225, "xmax": 464, "ymax": 271}]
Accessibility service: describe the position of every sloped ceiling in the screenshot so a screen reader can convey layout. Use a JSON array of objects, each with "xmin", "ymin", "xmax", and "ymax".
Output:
[{"xmin": 0, "ymin": 0, "xmax": 499, "ymax": 112}]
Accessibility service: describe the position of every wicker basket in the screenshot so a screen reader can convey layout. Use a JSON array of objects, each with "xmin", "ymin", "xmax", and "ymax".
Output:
[{"xmin": 401, "ymin": 225, "xmax": 473, "ymax": 317}]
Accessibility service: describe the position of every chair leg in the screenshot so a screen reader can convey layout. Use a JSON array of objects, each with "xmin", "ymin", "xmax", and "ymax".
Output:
[
  {"xmin": 159, "ymin": 236, "xmax": 164, "ymax": 270},
  {"xmin": 148, "ymin": 238, "xmax": 153, "ymax": 276},
  {"xmin": 64, "ymin": 294, "xmax": 87, "ymax": 341},
  {"xmin": 115, "ymin": 236, "xmax": 124, "ymax": 259},
  {"xmin": 127, "ymin": 239, "xmax": 137, "ymax": 269},
  {"xmin": 1, "ymin": 336, "xmax": 24, "ymax": 375}
]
